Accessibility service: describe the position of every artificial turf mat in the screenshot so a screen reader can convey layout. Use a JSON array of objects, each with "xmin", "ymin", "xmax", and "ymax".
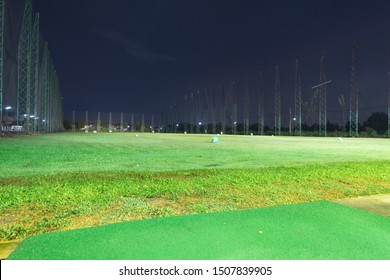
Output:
[{"xmin": 7, "ymin": 200, "xmax": 390, "ymax": 260}]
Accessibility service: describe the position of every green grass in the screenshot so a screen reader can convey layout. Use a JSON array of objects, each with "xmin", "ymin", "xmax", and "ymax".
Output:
[
  {"xmin": 1, "ymin": 133, "xmax": 389, "ymax": 174},
  {"xmin": 1, "ymin": 133, "xmax": 390, "ymax": 242}
]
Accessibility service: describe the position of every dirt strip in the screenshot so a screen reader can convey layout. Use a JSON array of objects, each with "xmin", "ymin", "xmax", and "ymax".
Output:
[
  {"xmin": 336, "ymin": 194, "xmax": 390, "ymax": 217},
  {"xmin": 0, "ymin": 241, "xmax": 19, "ymax": 260}
]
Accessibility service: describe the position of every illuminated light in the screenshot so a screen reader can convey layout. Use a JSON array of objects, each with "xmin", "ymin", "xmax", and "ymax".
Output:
[
  {"xmin": 5, "ymin": 106, "xmax": 12, "ymax": 110},
  {"xmin": 198, "ymin": 122, "xmax": 202, "ymax": 125},
  {"xmin": 29, "ymin": 115, "xmax": 35, "ymax": 118},
  {"xmin": 23, "ymin": 114, "xmax": 28, "ymax": 117}
]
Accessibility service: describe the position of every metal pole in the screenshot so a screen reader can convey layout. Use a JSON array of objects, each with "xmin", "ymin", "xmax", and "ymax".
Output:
[
  {"xmin": 258, "ymin": 72, "xmax": 265, "ymax": 135},
  {"xmin": 349, "ymin": 41, "xmax": 359, "ymax": 137},
  {"xmin": 294, "ymin": 59, "xmax": 302, "ymax": 136},
  {"xmin": 274, "ymin": 66, "xmax": 281, "ymax": 136},
  {"xmin": 318, "ymin": 52, "xmax": 327, "ymax": 136}
]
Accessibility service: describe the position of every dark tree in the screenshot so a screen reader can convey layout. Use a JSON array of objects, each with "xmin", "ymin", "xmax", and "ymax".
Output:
[
  {"xmin": 363, "ymin": 112, "xmax": 388, "ymax": 135},
  {"xmin": 63, "ymin": 119, "xmax": 72, "ymax": 130},
  {"xmin": 326, "ymin": 121, "xmax": 338, "ymax": 132}
]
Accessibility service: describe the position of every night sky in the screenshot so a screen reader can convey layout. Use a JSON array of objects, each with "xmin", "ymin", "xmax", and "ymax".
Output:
[{"xmin": 33, "ymin": 0, "xmax": 390, "ymax": 125}]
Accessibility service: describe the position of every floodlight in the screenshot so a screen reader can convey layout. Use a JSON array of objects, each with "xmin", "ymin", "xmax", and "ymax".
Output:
[{"xmin": 5, "ymin": 106, "xmax": 12, "ymax": 110}]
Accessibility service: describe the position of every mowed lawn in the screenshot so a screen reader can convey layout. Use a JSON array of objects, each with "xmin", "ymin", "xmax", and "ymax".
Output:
[{"xmin": 0, "ymin": 133, "xmax": 390, "ymax": 242}]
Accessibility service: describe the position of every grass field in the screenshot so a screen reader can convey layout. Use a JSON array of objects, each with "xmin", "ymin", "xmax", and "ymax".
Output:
[{"xmin": 1, "ymin": 133, "xmax": 390, "ymax": 243}]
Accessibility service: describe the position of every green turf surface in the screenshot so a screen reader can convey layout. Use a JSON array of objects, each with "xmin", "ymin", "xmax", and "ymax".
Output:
[
  {"xmin": 1, "ymin": 133, "xmax": 390, "ymax": 242},
  {"xmin": 7, "ymin": 201, "xmax": 390, "ymax": 260}
]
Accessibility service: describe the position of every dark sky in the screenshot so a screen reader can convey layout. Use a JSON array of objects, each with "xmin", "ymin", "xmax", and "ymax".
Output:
[{"xmin": 33, "ymin": 0, "xmax": 390, "ymax": 125}]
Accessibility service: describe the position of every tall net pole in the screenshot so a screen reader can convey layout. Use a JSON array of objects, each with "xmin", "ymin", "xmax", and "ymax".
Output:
[
  {"xmin": 0, "ymin": 0, "xmax": 4, "ymax": 127},
  {"xmin": 212, "ymin": 87, "xmax": 216, "ymax": 134},
  {"xmin": 31, "ymin": 13, "xmax": 39, "ymax": 132},
  {"xmin": 40, "ymin": 42, "xmax": 49, "ymax": 133},
  {"xmin": 196, "ymin": 90, "xmax": 201, "ymax": 133},
  {"xmin": 232, "ymin": 80, "xmax": 237, "ymax": 134},
  {"xmin": 49, "ymin": 62, "xmax": 54, "ymax": 132},
  {"xmin": 203, "ymin": 89, "xmax": 208, "ymax": 133},
  {"xmin": 97, "ymin": 111, "xmax": 101, "ymax": 132},
  {"xmin": 258, "ymin": 72, "xmax": 264, "ymax": 135},
  {"xmin": 221, "ymin": 85, "xmax": 226, "ymax": 133},
  {"xmin": 47, "ymin": 57, "xmax": 53, "ymax": 132},
  {"xmin": 17, "ymin": 0, "xmax": 32, "ymax": 131},
  {"xmin": 165, "ymin": 108, "xmax": 169, "ymax": 132},
  {"xmin": 167, "ymin": 106, "xmax": 171, "ymax": 132},
  {"xmin": 72, "ymin": 110, "xmax": 75, "ymax": 132},
  {"xmin": 184, "ymin": 94, "xmax": 188, "ymax": 133},
  {"xmin": 57, "ymin": 78, "xmax": 63, "ymax": 131},
  {"xmin": 131, "ymin": 113, "xmax": 134, "ymax": 132},
  {"xmin": 274, "ymin": 66, "xmax": 281, "ymax": 136},
  {"xmin": 294, "ymin": 59, "xmax": 302, "ymax": 136},
  {"xmin": 190, "ymin": 92, "xmax": 194, "ymax": 133},
  {"xmin": 349, "ymin": 41, "xmax": 359, "ymax": 137},
  {"xmin": 85, "ymin": 111, "xmax": 88, "ymax": 132},
  {"xmin": 49, "ymin": 59, "xmax": 55, "ymax": 132},
  {"xmin": 120, "ymin": 112, "xmax": 124, "ymax": 132},
  {"xmin": 388, "ymin": 53, "xmax": 390, "ymax": 137},
  {"xmin": 174, "ymin": 104, "xmax": 178, "ymax": 132},
  {"xmin": 243, "ymin": 76, "xmax": 250, "ymax": 135},
  {"xmin": 109, "ymin": 112, "xmax": 112, "ymax": 132},
  {"xmin": 141, "ymin": 113, "xmax": 145, "ymax": 132},
  {"xmin": 319, "ymin": 52, "xmax": 327, "ymax": 136}
]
